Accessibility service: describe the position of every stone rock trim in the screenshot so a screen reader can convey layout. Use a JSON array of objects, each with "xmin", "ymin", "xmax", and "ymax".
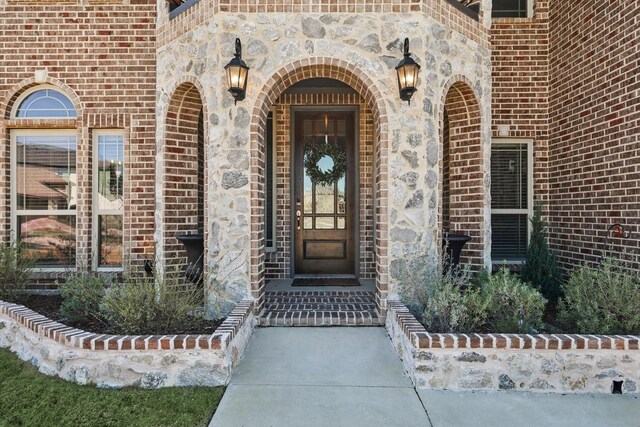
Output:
[
  {"xmin": 386, "ymin": 300, "xmax": 640, "ymax": 393},
  {"xmin": 0, "ymin": 299, "xmax": 253, "ymax": 352}
]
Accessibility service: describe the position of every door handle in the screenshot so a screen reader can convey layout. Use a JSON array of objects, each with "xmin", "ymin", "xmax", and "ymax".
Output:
[{"xmin": 296, "ymin": 210, "xmax": 301, "ymax": 230}]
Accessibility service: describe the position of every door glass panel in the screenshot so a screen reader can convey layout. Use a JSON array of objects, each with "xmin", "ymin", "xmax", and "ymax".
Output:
[
  {"xmin": 315, "ymin": 217, "xmax": 334, "ymax": 229},
  {"xmin": 315, "ymin": 183, "xmax": 335, "ymax": 214},
  {"xmin": 303, "ymin": 136, "xmax": 313, "ymax": 214},
  {"xmin": 303, "ymin": 175, "xmax": 313, "ymax": 213},
  {"xmin": 304, "ymin": 217, "xmax": 313, "ymax": 229},
  {"xmin": 337, "ymin": 217, "xmax": 345, "ymax": 229},
  {"xmin": 337, "ymin": 176, "xmax": 346, "ymax": 214}
]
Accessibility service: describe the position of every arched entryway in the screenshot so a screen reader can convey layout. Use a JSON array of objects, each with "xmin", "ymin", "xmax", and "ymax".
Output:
[
  {"xmin": 249, "ymin": 59, "xmax": 389, "ymax": 316},
  {"xmin": 161, "ymin": 81, "xmax": 207, "ymax": 271},
  {"xmin": 440, "ymin": 78, "xmax": 485, "ymax": 267}
]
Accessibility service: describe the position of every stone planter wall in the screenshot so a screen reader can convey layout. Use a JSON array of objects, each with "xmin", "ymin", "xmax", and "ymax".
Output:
[
  {"xmin": 386, "ymin": 301, "xmax": 640, "ymax": 394},
  {"xmin": 0, "ymin": 299, "xmax": 256, "ymax": 389}
]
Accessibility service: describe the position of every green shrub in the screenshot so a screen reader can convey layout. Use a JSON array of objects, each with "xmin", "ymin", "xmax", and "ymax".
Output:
[
  {"xmin": 99, "ymin": 273, "xmax": 203, "ymax": 335},
  {"xmin": 481, "ymin": 268, "xmax": 547, "ymax": 333},
  {"xmin": 520, "ymin": 201, "xmax": 561, "ymax": 300},
  {"xmin": 397, "ymin": 254, "xmax": 485, "ymax": 333},
  {"xmin": 60, "ymin": 274, "xmax": 109, "ymax": 325},
  {"xmin": 0, "ymin": 240, "xmax": 34, "ymax": 300},
  {"xmin": 399, "ymin": 255, "xmax": 546, "ymax": 333},
  {"xmin": 558, "ymin": 259, "xmax": 640, "ymax": 335}
]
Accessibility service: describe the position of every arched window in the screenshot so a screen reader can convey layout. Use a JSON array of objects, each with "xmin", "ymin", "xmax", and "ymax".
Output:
[
  {"xmin": 13, "ymin": 87, "xmax": 77, "ymax": 119},
  {"xmin": 11, "ymin": 86, "xmax": 77, "ymax": 268}
]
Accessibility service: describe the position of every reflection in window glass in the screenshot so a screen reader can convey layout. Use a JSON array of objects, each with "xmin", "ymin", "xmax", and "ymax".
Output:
[
  {"xmin": 99, "ymin": 215, "xmax": 123, "ymax": 267},
  {"xmin": 95, "ymin": 133, "xmax": 124, "ymax": 268},
  {"xmin": 16, "ymin": 89, "xmax": 77, "ymax": 118},
  {"xmin": 97, "ymin": 135, "xmax": 124, "ymax": 211},
  {"xmin": 18, "ymin": 215, "xmax": 76, "ymax": 267},
  {"xmin": 16, "ymin": 135, "xmax": 77, "ymax": 211}
]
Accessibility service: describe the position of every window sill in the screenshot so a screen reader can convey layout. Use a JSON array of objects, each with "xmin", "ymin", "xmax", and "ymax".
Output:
[{"xmin": 265, "ymin": 247, "xmax": 277, "ymax": 254}]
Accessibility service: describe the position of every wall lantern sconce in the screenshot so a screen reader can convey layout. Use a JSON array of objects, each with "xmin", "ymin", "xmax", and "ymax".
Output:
[
  {"xmin": 395, "ymin": 38, "xmax": 421, "ymax": 105},
  {"xmin": 224, "ymin": 38, "xmax": 249, "ymax": 105}
]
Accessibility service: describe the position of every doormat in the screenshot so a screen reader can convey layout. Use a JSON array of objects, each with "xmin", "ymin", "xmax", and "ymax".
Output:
[{"xmin": 292, "ymin": 278, "xmax": 360, "ymax": 286}]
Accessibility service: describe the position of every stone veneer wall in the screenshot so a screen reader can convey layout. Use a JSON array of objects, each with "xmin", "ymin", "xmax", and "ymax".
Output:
[
  {"xmin": 155, "ymin": 0, "xmax": 493, "ymax": 316},
  {"xmin": 386, "ymin": 301, "xmax": 640, "ymax": 394},
  {"xmin": 0, "ymin": 299, "xmax": 255, "ymax": 389}
]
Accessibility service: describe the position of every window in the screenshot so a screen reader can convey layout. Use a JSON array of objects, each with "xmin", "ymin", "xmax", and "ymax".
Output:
[
  {"xmin": 93, "ymin": 131, "xmax": 124, "ymax": 269},
  {"xmin": 13, "ymin": 87, "xmax": 77, "ymax": 119},
  {"xmin": 492, "ymin": 0, "xmax": 530, "ymax": 18},
  {"xmin": 491, "ymin": 141, "xmax": 533, "ymax": 262},
  {"xmin": 11, "ymin": 86, "xmax": 78, "ymax": 269},
  {"xmin": 12, "ymin": 131, "xmax": 77, "ymax": 268},
  {"xmin": 265, "ymin": 111, "xmax": 276, "ymax": 252}
]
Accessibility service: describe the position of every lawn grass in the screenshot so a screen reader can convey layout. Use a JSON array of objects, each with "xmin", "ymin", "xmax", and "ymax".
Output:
[{"xmin": 0, "ymin": 349, "xmax": 224, "ymax": 427}]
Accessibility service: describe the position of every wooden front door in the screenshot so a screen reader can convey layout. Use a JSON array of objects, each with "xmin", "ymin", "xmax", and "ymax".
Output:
[{"xmin": 294, "ymin": 110, "xmax": 356, "ymax": 275}]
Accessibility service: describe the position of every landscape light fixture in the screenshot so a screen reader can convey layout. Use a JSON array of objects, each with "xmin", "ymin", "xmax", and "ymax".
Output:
[
  {"xmin": 395, "ymin": 38, "xmax": 420, "ymax": 105},
  {"xmin": 225, "ymin": 38, "xmax": 249, "ymax": 104}
]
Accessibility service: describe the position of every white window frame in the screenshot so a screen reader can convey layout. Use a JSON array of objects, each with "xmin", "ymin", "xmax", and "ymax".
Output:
[
  {"xmin": 10, "ymin": 128, "xmax": 78, "ymax": 272},
  {"xmin": 265, "ymin": 108, "xmax": 277, "ymax": 253},
  {"xmin": 490, "ymin": 138, "xmax": 534, "ymax": 264},
  {"xmin": 92, "ymin": 129, "xmax": 125, "ymax": 272},
  {"xmin": 10, "ymin": 84, "xmax": 77, "ymax": 119}
]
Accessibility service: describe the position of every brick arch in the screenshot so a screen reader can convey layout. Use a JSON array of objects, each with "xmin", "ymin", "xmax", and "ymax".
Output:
[
  {"xmin": 439, "ymin": 75, "xmax": 485, "ymax": 268},
  {"xmin": 161, "ymin": 80, "xmax": 208, "ymax": 270},
  {"xmin": 249, "ymin": 58, "xmax": 389, "ymax": 314},
  {"xmin": 3, "ymin": 77, "xmax": 82, "ymax": 119}
]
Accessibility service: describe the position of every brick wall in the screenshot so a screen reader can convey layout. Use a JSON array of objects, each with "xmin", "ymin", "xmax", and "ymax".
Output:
[
  {"xmin": 0, "ymin": 1, "xmax": 156, "ymax": 284},
  {"xmin": 548, "ymin": 0, "xmax": 640, "ymax": 268},
  {"xmin": 490, "ymin": 0, "xmax": 550, "ymax": 203}
]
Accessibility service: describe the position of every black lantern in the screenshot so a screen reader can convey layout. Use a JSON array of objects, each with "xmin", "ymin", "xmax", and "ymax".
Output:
[
  {"xmin": 395, "ymin": 38, "xmax": 420, "ymax": 105},
  {"xmin": 224, "ymin": 38, "xmax": 249, "ymax": 104}
]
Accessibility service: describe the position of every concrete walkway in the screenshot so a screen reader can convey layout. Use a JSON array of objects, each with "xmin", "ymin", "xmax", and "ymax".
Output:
[{"xmin": 210, "ymin": 327, "xmax": 640, "ymax": 427}]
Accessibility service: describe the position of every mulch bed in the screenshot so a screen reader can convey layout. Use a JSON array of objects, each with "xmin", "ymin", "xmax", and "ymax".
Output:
[{"xmin": 9, "ymin": 294, "xmax": 223, "ymax": 336}]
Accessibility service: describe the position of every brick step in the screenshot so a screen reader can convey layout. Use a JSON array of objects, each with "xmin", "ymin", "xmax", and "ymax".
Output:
[
  {"xmin": 259, "ymin": 310, "xmax": 381, "ymax": 327},
  {"xmin": 265, "ymin": 297, "xmax": 376, "ymax": 304},
  {"xmin": 265, "ymin": 304, "xmax": 376, "ymax": 311},
  {"xmin": 266, "ymin": 291, "xmax": 376, "ymax": 297},
  {"xmin": 260, "ymin": 290, "xmax": 380, "ymax": 327}
]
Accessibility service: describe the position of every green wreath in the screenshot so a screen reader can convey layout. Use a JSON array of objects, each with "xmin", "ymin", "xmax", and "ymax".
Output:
[{"xmin": 304, "ymin": 139, "xmax": 347, "ymax": 186}]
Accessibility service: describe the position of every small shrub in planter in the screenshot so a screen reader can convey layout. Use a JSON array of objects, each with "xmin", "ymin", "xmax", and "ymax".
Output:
[
  {"xmin": 60, "ymin": 274, "xmax": 109, "ymax": 325},
  {"xmin": 558, "ymin": 259, "xmax": 640, "ymax": 335},
  {"xmin": 397, "ymin": 254, "xmax": 486, "ymax": 333},
  {"xmin": 480, "ymin": 268, "xmax": 547, "ymax": 333},
  {"xmin": 0, "ymin": 240, "xmax": 34, "ymax": 301},
  {"xmin": 520, "ymin": 201, "xmax": 561, "ymax": 300},
  {"xmin": 399, "ymin": 255, "xmax": 546, "ymax": 333},
  {"xmin": 100, "ymin": 273, "xmax": 203, "ymax": 335}
]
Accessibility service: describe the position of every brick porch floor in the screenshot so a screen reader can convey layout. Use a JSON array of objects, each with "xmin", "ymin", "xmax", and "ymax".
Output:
[{"xmin": 260, "ymin": 290, "xmax": 381, "ymax": 326}]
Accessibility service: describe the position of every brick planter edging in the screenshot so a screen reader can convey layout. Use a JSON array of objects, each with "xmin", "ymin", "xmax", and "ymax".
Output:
[
  {"xmin": 386, "ymin": 300, "xmax": 640, "ymax": 393},
  {"xmin": 0, "ymin": 299, "xmax": 253, "ymax": 351},
  {"xmin": 388, "ymin": 301, "xmax": 640, "ymax": 351}
]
